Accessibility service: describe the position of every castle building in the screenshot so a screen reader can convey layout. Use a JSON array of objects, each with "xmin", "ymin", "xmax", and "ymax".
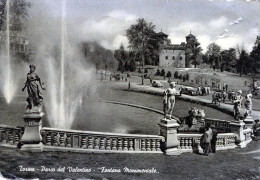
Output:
[{"xmin": 158, "ymin": 32, "xmax": 196, "ymax": 68}]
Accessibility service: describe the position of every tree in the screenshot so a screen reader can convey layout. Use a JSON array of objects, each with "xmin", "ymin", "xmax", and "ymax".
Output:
[
  {"xmin": 206, "ymin": 43, "xmax": 221, "ymax": 70},
  {"xmin": 186, "ymin": 38, "xmax": 203, "ymax": 68},
  {"xmin": 236, "ymin": 46, "xmax": 252, "ymax": 76},
  {"xmin": 114, "ymin": 44, "xmax": 128, "ymax": 72},
  {"xmin": 82, "ymin": 41, "xmax": 117, "ymax": 71},
  {"xmin": 0, "ymin": 0, "xmax": 31, "ymax": 32},
  {"xmin": 220, "ymin": 48, "xmax": 236, "ymax": 72},
  {"xmin": 126, "ymin": 18, "xmax": 157, "ymax": 84},
  {"xmin": 250, "ymin": 36, "xmax": 260, "ymax": 75}
]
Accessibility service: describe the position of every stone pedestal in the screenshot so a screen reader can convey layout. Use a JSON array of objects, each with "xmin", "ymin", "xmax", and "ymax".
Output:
[
  {"xmin": 244, "ymin": 116, "xmax": 254, "ymax": 130},
  {"xmin": 158, "ymin": 118, "xmax": 181, "ymax": 155},
  {"xmin": 230, "ymin": 120, "xmax": 246, "ymax": 148},
  {"xmin": 20, "ymin": 112, "xmax": 44, "ymax": 152}
]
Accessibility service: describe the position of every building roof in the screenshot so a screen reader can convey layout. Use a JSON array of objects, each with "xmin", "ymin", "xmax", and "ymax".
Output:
[
  {"xmin": 157, "ymin": 32, "xmax": 168, "ymax": 37},
  {"xmin": 186, "ymin": 33, "xmax": 195, "ymax": 38},
  {"xmin": 160, "ymin": 44, "xmax": 186, "ymax": 50}
]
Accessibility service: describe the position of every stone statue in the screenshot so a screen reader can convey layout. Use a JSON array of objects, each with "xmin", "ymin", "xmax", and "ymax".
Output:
[
  {"xmin": 22, "ymin": 65, "xmax": 46, "ymax": 112},
  {"xmin": 163, "ymin": 82, "xmax": 181, "ymax": 119},
  {"xmin": 244, "ymin": 93, "xmax": 252, "ymax": 118},
  {"xmin": 233, "ymin": 90, "xmax": 243, "ymax": 120}
]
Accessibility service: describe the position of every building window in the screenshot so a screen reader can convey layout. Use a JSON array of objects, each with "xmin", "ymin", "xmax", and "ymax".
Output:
[
  {"xmin": 180, "ymin": 57, "xmax": 183, "ymax": 60},
  {"xmin": 172, "ymin": 56, "xmax": 175, "ymax": 60},
  {"xmin": 165, "ymin": 56, "xmax": 168, "ymax": 60}
]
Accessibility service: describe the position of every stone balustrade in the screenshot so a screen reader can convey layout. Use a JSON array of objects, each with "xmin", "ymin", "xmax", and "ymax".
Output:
[
  {"xmin": 177, "ymin": 133, "xmax": 237, "ymax": 152},
  {"xmin": 0, "ymin": 124, "xmax": 24, "ymax": 147},
  {"xmin": 40, "ymin": 127, "xmax": 165, "ymax": 153},
  {"xmin": 205, "ymin": 118, "xmax": 231, "ymax": 133}
]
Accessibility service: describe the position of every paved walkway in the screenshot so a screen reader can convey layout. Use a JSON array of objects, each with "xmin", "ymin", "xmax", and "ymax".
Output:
[{"xmin": 113, "ymin": 81, "xmax": 260, "ymax": 120}]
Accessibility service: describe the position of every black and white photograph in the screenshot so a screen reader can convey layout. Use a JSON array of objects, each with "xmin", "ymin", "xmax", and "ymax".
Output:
[{"xmin": 0, "ymin": 0, "xmax": 260, "ymax": 179}]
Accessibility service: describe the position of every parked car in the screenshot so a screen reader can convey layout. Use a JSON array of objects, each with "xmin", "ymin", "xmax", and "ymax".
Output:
[
  {"xmin": 152, "ymin": 81, "xmax": 163, "ymax": 87},
  {"xmin": 181, "ymin": 87, "xmax": 198, "ymax": 96}
]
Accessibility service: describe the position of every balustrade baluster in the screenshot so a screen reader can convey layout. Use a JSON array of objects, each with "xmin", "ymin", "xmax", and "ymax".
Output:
[
  {"xmin": 1, "ymin": 130, "xmax": 6, "ymax": 143},
  {"xmin": 81, "ymin": 136, "xmax": 87, "ymax": 149},
  {"xmin": 94, "ymin": 137, "xmax": 99, "ymax": 149},
  {"xmin": 46, "ymin": 132, "xmax": 51, "ymax": 146},
  {"xmin": 118, "ymin": 139, "xmax": 123, "ymax": 151},
  {"xmin": 88, "ymin": 136, "xmax": 93, "ymax": 149},
  {"xmin": 151, "ymin": 140, "xmax": 156, "ymax": 151},
  {"xmin": 128, "ymin": 139, "xmax": 133, "ymax": 151},
  {"xmin": 100, "ymin": 138, "xmax": 105, "ymax": 150},
  {"xmin": 146, "ymin": 140, "xmax": 151, "ymax": 151},
  {"xmin": 52, "ymin": 133, "xmax": 58, "ymax": 146},
  {"xmin": 106, "ymin": 138, "xmax": 111, "ymax": 150},
  {"xmin": 66, "ymin": 134, "xmax": 71, "ymax": 147},
  {"xmin": 123, "ymin": 139, "xmax": 128, "ymax": 151},
  {"xmin": 59, "ymin": 133, "xmax": 65, "ymax": 147},
  {"xmin": 156, "ymin": 139, "xmax": 161, "ymax": 151},
  {"xmin": 184, "ymin": 138, "xmax": 188, "ymax": 149},
  {"xmin": 180, "ymin": 138, "xmax": 184, "ymax": 149},
  {"xmin": 111, "ymin": 138, "xmax": 117, "ymax": 150},
  {"xmin": 14, "ymin": 130, "xmax": 19, "ymax": 145},
  {"xmin": 188, "ymin": 138, "xmax": 193, "ymax": 149},
  {"xmin": 141, "ymin": 139, "xmax": 146, "ymax": 151},
  {"xmin": 8, "ymin": 130, "xmax": 13, "ymax": 145}
]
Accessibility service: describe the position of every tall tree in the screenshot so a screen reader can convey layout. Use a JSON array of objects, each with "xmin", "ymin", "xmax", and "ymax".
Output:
[
  {"xmin": 114, "ymin": 44, "xmax": 128, "ymax": 73},
  {"xmin": 250, "ymin": 36, "xmax": 260, "ymax": 75},
  {"xmin": 186, "ymin": 39, "xmax": 202, "ymax": 68},
  {"xmin": 220, "ymin": 48, "xmax": 236, "ymax": 72},
  {"xmin": 236, "ymin": 46, "xmax": 252, "ymax": 76},
  {"xmin": 206, "ymin": 43, "xmax": 221, "ymax": 70},
  {"xmin": 126, "ymin": 18, "xmax": 157, "ymax": 84},
  {"xmin": 0, "ymin": 0, "xmax": 31, "ymax": 32},
  {"xmin": 81, "ymin": 41, "xmax": 117, "ymax": 71}
]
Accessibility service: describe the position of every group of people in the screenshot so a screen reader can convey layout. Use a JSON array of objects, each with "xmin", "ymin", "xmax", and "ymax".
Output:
[
  {"xmin": 233, "ymin": 90, "xmax": 253, "ymax": 120},
  {"xmin": 197, "ymin": 86, "xmax": 210, "ymax": 96},
  {"xmin": 200, "ymin": 123, "xmax": 218, "ymax": 156}
]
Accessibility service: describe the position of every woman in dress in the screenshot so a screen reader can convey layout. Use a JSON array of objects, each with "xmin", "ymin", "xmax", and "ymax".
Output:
[{"xmin": 22, "ymin": 65, "xmax": 45, "ymax": 109}]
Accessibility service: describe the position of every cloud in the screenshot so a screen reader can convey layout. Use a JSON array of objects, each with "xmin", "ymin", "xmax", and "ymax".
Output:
[
  {"xmin": 209, "ymin": 16, "xmax": 228, "ymax": 29},
  {"xmin": 101, "ymin": 34, "xmax": 129, "ymax": 50},
  {"xmin": 78, "ymin": 10, "xmax": 137, "ymax": 50},
  {"xmin": 197, "ymin": 35, "xmax": 213, "ymax": 52},
  {"xmin": 215, "ymin": 35, "xmax": 243, "ymax": 50}
]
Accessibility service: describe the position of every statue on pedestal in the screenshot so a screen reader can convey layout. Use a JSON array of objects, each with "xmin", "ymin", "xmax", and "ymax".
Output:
[
  {"xmin": 233, "ymin": 90, "xmax": 243, "ymax": 120},
  {"xmin": 244, "ymin": 93, "xmax": 252, "ymax": 118},
  {"xmin": 22, "ymin": 65, "xmax": 46, "ymax": 113},
  {"xmin": 163, "ymin": 82, "xmax": 181, "ymax": 119}
]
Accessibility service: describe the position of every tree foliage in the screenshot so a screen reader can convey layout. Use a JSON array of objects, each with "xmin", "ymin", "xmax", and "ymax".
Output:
[
  {"xmin": 206, "ymin": 43, "xmax": 221, "ymax": 70},
  {"xmin": 126, "ymin": 18, "xmax": 158, "ymax": 66},
  {"xmin": 114, "ymin": 44, "xmax": 136, "ymax": 72},
  {"xmin": 0, "ymin": 0, "xmax": 31, "ymax": 32},
  {"xmin": 186, "ymin": 37, "xmax": 202, "ymax": 68},
  {"xmin": 81, "ymin": 41, "xmax": 116, "ymax": 71},
  {"xmin": 250, "ymin": 36, "xmax": 260, "ymax": 75}
]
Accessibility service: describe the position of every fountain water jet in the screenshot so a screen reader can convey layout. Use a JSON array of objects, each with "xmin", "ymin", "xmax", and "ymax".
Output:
[
  {"xmin": 42, "ymin": 0, "xmax": 93, "ymax": 129},
  {"xmin": 1, "ymin": 0, "xmax": 16, "ymax": 103}
]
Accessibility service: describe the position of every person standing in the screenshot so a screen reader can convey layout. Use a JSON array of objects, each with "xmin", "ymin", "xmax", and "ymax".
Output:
[
  {"xmin": 203, "ymin": 126, "xmax": 212, "ymax": 156},
  {"xmin": 211, "ymin": 127, "xmax": 218, "ymax": 153},
  {"xmin": 128, "ymin": 81, "xmax": 131, "ymax": 90}
]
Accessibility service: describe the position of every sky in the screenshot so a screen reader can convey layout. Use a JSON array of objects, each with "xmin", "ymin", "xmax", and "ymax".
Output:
[{"xmin": 27, "ymin": 0, "xmax": 260, "ymax": 53}]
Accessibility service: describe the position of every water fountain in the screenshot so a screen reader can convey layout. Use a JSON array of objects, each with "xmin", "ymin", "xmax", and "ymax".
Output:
[
  {"xmin": 0, "ymin": 0, "xmax": 16, "ymax": 104},
  {"xmin": 43, "ymin": 0, "xmax": 93, "ymax": 129}
]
